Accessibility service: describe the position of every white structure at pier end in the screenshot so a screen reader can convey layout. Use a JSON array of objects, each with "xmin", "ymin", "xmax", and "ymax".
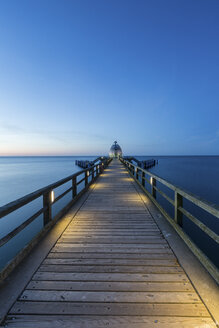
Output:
[{"xmin": 109, "ymin": 141, "xmax": 123, "ymax": 158}]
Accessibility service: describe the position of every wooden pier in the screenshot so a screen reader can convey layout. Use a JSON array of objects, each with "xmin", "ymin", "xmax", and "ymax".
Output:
[{"xmin": 1, "ymin": 159, "xmax": 218, "ymax": 327}]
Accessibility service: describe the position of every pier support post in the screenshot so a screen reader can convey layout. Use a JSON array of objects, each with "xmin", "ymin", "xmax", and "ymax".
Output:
[
  {"xmin": 100, "ymin": 164, "xmax": 104, "ymax": 174},
  {"xmin": 43, "ymin": 191, "xmax": 52, "ymax": 226},
  {"xmin": 72, "ymin": 176, "xmax": 77, "ymax": 198},
  {"xmin": 136, "ymin": 168, "xmax": 139, "ymax": 180},
  {"xmin": 142, "ymin": 171, "xmax": 145, "ymax": 187},
  {"xmin": 151, "ymin": 177, "xmax": 156, "ymax": 198},
  {"xmin": 85, "ymin": 171, "xmax": 88, "ymax": 187},
  {"xmin": 175, "ymin": 192, "xmax": 183, "ymax": 226}
]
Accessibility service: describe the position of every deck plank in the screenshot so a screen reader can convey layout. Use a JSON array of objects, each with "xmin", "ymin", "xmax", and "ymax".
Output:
[
  {"xmin": 10, "ymin": 301, "xmax": 209, "ymax": 316},
  {"xmin": 19, "ymin": 290, "xmax": 201, "ymax": 303},
  {"xmin": 32, "ymin": 272, "xmax": 189, "ymax": 282},
  {"xmin": 26, "ymin": 281, "xmax": 194, "ymax": 292},
  {"xmin": 4, "ymin": 315, "xmax": 216, "ymax": 328}
]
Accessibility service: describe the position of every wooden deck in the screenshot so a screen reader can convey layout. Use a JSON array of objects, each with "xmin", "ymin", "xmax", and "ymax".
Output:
[{"xmin": 4, "ymin": 160, "xmax": 216, "ymax": 327}]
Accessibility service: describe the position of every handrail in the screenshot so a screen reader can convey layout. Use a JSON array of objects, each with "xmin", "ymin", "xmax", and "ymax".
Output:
[
  {"xmin": 122, "ymin": 159, "xmax": 219, "ymax": 217},
  {"xmin": 121, "ymin": 157, "xmax": 219, "ymax": 283},
  {"xmin": 0, "ymin": 157, "xmax": 111, "ymax": 280},
  {"xmin": 0, "ymin": 166, "xmax": 95, "ymax": 219}
]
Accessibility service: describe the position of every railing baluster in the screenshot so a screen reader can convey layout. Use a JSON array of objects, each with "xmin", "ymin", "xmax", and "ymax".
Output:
[
  {"xmin": 136, "ymin": 167, "xmax": 139, "ymax": 180},
  {"xmin": 142, "ymin": 171, "xmax": 145, "ymax": 187},
  {"xmin": 72, "ymin": 176, "xmax": 77, "ymax": 198},
  {"xmin": 151, "ymin": 177, "xmax": 156, "ymax": 198},
  {"xmin": 175, "ymin": 191, "xmax": 183, "ymax": 226},
  {"xmin": 43, "ymin": 191, "xmax": 52, "ymax": 226},
  {"xmin": 85, "ymin": 170, "xmax": 88, "ymax": 187}
]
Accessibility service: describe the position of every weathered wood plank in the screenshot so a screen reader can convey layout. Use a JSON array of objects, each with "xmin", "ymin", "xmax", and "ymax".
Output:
[
  {"xmin": 5, "ymin": 315, "xmax": 216, "ymax": 328},
  {"xmin": 26, "ymin": 280, "xmax": 194, "ymax": 292},
  {"xmin": 53, "ymin": 243, "xmax": 169, "ymax": 249},
  {"xmin": 38, "ymin": 265, "xmax": 183, "ymax": 274},
  {"xmin": 69, "ymin": 218, "xmax": 157, "ymax": 227},
  {"xmin": 33, "ymin": 272, "xmax": 189, "ymax": 282},
  {"xmin": 52, "ymin": 247, "xmax": 172, "ymax": 254},
  {"xmin": 67, "ymin": 223, "xmax": 156, "ymax": 227},
  {"xmin": 80, "ymin": 208, "xmax": 147, "ymax": 212},
  {"xmin": 74, "ymin": 213, "xmax": 151, "ymax": 218},
  {"xmin": 43, "ymin": 258, "xmax": 178, "ymax": 266},
  {"xmin": 10, "ymin": 302, "xmax": 209, "ymax": 316},
  {"xmin": 58, "ymin": 237, "xmax": 165, "ymax": 244},
  {"xmin": 19, "ymin": 290, "xmax": 201, "ymax": 303},
  {"xmin": 69, "ymin": 224, "xmax": 157, "ymax": 228},
  {"xmin": 47, "ymin": 252, "xmax": 176, "ymax": 259},
  {"xmin": 67, "ymin": 226, "xmax": 158, "ymax": 230},
  {"xmin": 63, "ymin": 232, "xmax": 160, "ymax": 236},
  {"xmin": 66, "ymin": 227, "xmax": 158, "ymax": 231}
]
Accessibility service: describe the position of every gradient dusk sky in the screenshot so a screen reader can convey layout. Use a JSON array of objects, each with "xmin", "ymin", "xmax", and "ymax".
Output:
[{"xmin": 0, "ymin": 0, "xmax": 219, "ymax": 156}]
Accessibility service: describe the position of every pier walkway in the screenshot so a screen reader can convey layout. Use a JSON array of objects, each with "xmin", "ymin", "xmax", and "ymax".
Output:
[{"xmin": 2, "ymin": 160, "xmax": 217, "ymax": 327}]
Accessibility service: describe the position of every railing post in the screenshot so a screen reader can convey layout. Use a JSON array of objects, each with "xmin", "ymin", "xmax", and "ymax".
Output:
[
  {"xmin": 136, "ymin": 168, "xmax": 139, "ymax": 180},
  {"xmin": 92, "ymin": 166, "xmax": 94, "ymax": 180},
  {"xmin": 72, "ymin": 176, "xmax": 77, "ymax": 198},
  {"xmin": 43, "ymin": 191, "xmax": 52, "ymax": 226},
  {"xmin": 142, "ymin": 171, "xmax": 145, "ymax": 187},
  {"xmin": 85, "ymin": 170, "xmax": 88, "ymax": 187},
  {"xmin": 151, "ymin": 177, "xmax": 156, "ymax": 198},
  {"xmin": 175, "ymin": 191, "xmax": 183, "ymax": 226}
]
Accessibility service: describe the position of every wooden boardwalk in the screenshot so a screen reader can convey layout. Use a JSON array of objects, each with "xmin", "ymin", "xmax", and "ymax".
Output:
[{"xmin": 4, "ymin": 160, "xmax": 216, "ymax": 327}]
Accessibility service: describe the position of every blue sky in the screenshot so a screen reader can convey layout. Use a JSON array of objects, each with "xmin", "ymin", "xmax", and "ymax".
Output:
[{"xmin": 0, "ymin": 0, "xmax": 218, "ymax": 155}]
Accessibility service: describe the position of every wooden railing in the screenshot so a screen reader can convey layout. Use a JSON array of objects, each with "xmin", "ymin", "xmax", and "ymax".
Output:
[
  {"xmin": 120, "ymin": 158, "xmax": 219, "ymax": 284},
  {"xmin": 0, "ymin": 157, "xmax": 111, "ymax": 280}
]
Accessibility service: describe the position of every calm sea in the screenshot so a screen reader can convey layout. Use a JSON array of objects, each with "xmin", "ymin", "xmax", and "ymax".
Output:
[
  {"xmin": 0, "ymin": 156, "xmax": 96, "ymax": 270},
  {"xmin": 136, "ymin": 156, "xmax": 219, "ymax": 205},
  {"xmin": 0, "ymin": 156, "xmax": 218, "ymax": 270},
  {"xmin": 136, "ymin": 155, "xmax": 219, "ymax": 268},
  {"xmin": 0, "ymin": 156, "xmax": 96, "ymax": 207}
]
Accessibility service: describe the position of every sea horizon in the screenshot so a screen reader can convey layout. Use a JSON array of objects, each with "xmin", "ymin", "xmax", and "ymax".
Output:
[{"xmin": 0, "ymin": 154, "xmax": 218, "ymax": 157}]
